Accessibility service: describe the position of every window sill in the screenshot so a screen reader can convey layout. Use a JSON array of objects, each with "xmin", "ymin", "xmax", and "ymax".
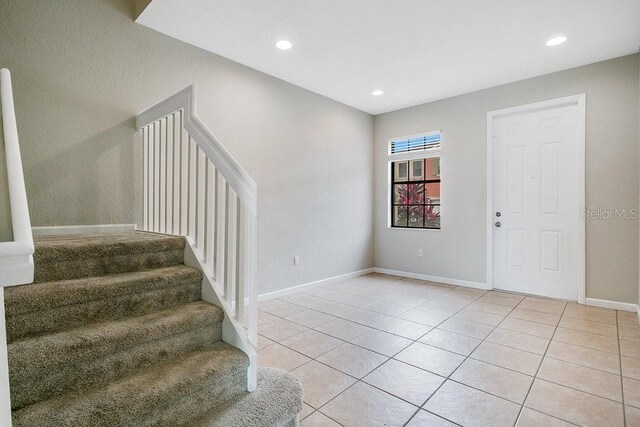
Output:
[{"xmin": 387, "ymin": 226, "xmax": 441, "ymax": 232}]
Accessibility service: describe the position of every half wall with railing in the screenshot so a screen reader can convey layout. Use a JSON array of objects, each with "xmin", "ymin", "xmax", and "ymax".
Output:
[
  {"xmin": 135, "ymin": 85, "xmax": 258, "ymax": 390},
  {"xmin": 0, "ymin": 68, "xmax": 35, "ymax": 426}
]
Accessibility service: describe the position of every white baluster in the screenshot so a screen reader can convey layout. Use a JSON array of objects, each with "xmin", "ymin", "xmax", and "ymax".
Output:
[
  {"xmin": 172, "ymin": 113, "xmax": 181, "ymax": 234},
  {"xmin": 221, "ymin": 182, "xmax": 230, "ymax": 299},
  {"xmin": 159, "ymin": 117, "xmax": 167, "ymax": 234},
  {"xmin": 205, "ymin": 161, "xmax": 216, "ymax": 277},
  {"xmin": 153, "ymin": 121, "xmax": 160, "ymax": 232},
  {"xmin": 180, "ymin": 117, "xmax": 189, "ymax": 235},
  {"xmin": 188, "ymin": 137, "xmax": 197, "ymax": 240},
  {"xmin": 235, "ymin": 200, "xmax": 244, "ymax": 323},
  {"xmin": 197, "ymin": 148, "xmax": 206, "ymax": 255},
  {"xmin": 166, "ymin": 115, "xmax": 174, "ymax": 234},
  {"xmin": 142, "ymin": 126, "xmax": 148, "ymax": 231},
  {"xmin": 226, "ymin": 190, "xmax": 238, "ymax": 308}
]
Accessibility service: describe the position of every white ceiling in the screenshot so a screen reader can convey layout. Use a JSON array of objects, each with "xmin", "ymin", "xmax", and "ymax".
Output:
[{"xmin": 138, "ymin": 0, "xmax": 640, "ymax": 115}]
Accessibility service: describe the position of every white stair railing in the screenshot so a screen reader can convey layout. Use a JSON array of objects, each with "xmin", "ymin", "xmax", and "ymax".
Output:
[
  {"xmin": 0, "ymin": 69, "xmax": 34, "ymax": 287},
  {"xmin": 135, "ymin": 85, "xmax": 258, "ymax": 391},
  {"xmin": 0, "ymin": 68, "xmax": 35, "ymax": 425}
]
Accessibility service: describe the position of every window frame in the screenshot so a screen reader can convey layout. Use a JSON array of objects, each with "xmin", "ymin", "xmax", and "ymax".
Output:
[{"xmin": 387, "ymin": 131, "xmax": 442, "ymax": 231}]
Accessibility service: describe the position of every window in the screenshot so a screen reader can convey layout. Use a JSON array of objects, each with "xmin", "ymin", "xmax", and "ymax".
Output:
[{"xmin": 389, "ymin": 132, "xmax": 441, "ymax": 229}]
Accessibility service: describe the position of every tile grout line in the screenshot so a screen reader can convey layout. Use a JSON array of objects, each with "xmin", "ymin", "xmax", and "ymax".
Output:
[
  {"xmin": 401, "ymin": 290, "xmax": 510, "ymax": 425},
  {"xmin": 513, "ymin": 301, "xmax": 575, "ymax": 426},
  {"xmin": 420, "ymin": 294, "xmax": 530, "ymax": 426},
  {"xmin": 272, "ymin": 291, "xmax": 457, "ymax": 416},
  {"xmin": 264, "ymin": 294, "xmax": 625, "ymax": 381},
  {"xmin": 266, "ymin": 294, "xmax": 625, "ymax": 364},
  {"xmin": 286, "ymin": 286, "xmax": 539, "ymax": 425},
  {"xmin": 397, "ymin": 289, "xmax": 495, "ymax": 426},
  {"xmin": 322, "ymin": 296, "xmax": 478, "ymax": 426},
  {"xmin": 264, "ymin": 290, "xmax": 481, "ymax": 357},
  {"xmin": 263, "ymin": 277, "xmax": 624, "ymax": 426},
  {"xmin": 617, "ymin": 310, "xmax": 627, "ymax": 426},
  {"xmin": 309, "ymin": 287, "xmax": 488, "ymax": 427}
]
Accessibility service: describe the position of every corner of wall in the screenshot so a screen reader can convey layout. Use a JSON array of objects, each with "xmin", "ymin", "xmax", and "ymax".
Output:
[{"xmin": 134, "ymin": 0, "xmax": 153, "ymax": 20}]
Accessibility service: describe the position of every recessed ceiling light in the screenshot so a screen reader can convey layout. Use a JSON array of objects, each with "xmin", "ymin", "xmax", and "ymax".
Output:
[
  {"xmin": 275, "ymin": 40, "xmax": 292, "ymax": 50},
  {"xmin": 545, "ymin": 36, "xmax": 567, "ymax": 47},
  {"xmin": 372, "ymin": 90, "xmax": 384, "ymax": 96}
]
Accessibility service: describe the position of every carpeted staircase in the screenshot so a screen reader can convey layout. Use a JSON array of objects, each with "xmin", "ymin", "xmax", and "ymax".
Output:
[{"xmin": 3, "ymin": 232, "xmax": 303, "ymax": 426}]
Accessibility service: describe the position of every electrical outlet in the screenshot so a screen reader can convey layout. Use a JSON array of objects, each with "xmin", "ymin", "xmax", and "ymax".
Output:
[
  {"xmin": 293, "ymin": 256, "xmax": 300, "ymax": 266},
  {"xmin": 418, "ymin": 249, "xmax": 423, "ymax": 257}
]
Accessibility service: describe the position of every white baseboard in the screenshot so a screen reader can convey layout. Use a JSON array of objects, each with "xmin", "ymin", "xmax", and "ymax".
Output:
[
  {"xmin": 373, "ymin": 267, "xmax": 490, "ymax": 291},
  {"xmin": 585, "ymin": 297, "xmax": 638, "ymax": 313},
  {"xmin": 32, "ymin": 224, "xmax": 137, "ymax": 236},
  {"xmin": 258, "ymin": 268, "xmax": 375, "ymax": 302}
]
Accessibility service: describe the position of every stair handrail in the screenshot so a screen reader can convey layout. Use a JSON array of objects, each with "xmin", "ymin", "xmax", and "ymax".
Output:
[
  {"xmin": 135, "ymin": 85, "xmax": 257, "ymax": 215},
  {"xmin": 0, "ymin": 69, "xmax": 34, "ymax": 267},
  {"xmin": 136, "ymin": 84, "xmax": 258, "ymax": 391}
]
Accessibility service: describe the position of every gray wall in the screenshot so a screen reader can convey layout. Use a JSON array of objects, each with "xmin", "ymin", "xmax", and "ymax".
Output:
[
  {"xmin": 1, "ymin": 0, "xmax": 637, "ymax": 304},
  {"xmin": 0, "ymin": 0, "xmax": 374, "ymax": 294},
  {"xmin": 374, "ymin": 54, "xmax": 640, "ymax": 304}
]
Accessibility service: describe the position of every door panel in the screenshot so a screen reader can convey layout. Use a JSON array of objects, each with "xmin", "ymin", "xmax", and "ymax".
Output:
[
  {"xmin": 493, "ymin": 103, "xmax": 580, "ymax": 300},
  {"xmin": 540, "ymin": 141, "xmax": 561, "ymax": 214},
  {"xmin": 507, "ymin": 145, "xmax": 526, "ymax": 214},
  {"xmin": 507, "ymin": 229, "xmax": 526, "ymax": 269},
  {"xmin": 540, "ymin": 230, "xmax": 561, "ymax": 272}
]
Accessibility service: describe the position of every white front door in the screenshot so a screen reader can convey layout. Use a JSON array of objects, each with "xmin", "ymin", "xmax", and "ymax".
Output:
[{"xmin": 492, "ymin": 99, "xmax": 583, "ymax": 301}]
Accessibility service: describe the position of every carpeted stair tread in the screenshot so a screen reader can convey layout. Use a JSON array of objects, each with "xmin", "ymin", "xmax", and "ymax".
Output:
[
  {"xmin": 9, "ymin": 301, "xmax": 224, "ymax": 408},
  {"xmin": 9, "ymin": 301, "xmax": 223, "ymax": 376},
  {"xmin": 10, "ymin": 325, "xmax": 222, "ymax": 410},
  {"xmin": 5, "ymin": 265, "xmax": 204, "ymax": 341},
  {"xmin": 7, "ymin": 231, "xmax": 304, "ymax": 425},
  {"xmin": 6, "ymin": 265, "xmax": 202, "ymax": 314},
  {"xmin": 12, "ymin": 342, "xmax": 250, "ymax": 427},
  {"xmin": 188, "ymin": 367, "xmax": 303, "ymax": 427},
  {"xmin": 33, "ymin": 232, "xmax": 186, "ymax": 282},
  {"xmin": 33, "ymin": 231, "xmax": 185, "ymax": 262}
]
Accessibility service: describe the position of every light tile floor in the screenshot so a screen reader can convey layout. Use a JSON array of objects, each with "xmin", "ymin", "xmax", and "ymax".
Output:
[{"xmin": 257, "ymin": 273, "xmax": 640, "ymax": 426}]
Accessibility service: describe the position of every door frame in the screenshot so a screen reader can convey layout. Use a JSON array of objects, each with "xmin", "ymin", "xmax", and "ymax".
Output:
[{"xmin": 486, "ymin": 94, "xmax": 586, "ymax": 303}]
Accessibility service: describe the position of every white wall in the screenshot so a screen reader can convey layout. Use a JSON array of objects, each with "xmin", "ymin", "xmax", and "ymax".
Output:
[
  {"xmin": 0, "ymin": 0, "xmax": 374, "ymax": 295},
  {"xmin": 374, "ymin": 54, "xmax": 640, "ymax": 304}
]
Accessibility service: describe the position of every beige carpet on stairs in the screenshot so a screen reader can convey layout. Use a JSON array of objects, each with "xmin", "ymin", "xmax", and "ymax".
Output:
[{"xmin": 4, "ymin": 231, "xmax": 303, "ymax": 427}]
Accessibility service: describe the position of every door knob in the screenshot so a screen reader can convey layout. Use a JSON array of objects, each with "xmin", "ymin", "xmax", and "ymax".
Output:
[{"xmin": 495, "ymin": 222, "xmax": 501, "ymax": 227}]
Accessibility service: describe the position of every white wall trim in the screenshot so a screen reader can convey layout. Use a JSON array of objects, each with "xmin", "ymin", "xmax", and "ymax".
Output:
[
  {"xmin": 486, "ymin": 94, "xmax": 587, "ymax": 303},
  {"xmin": 0, "ymin": 255, "xmax": 34, "ymax": 287},
  {"xmin": 373, "ymin": 267, "xmax": 490, "ymax": 290},
  {"xmin": 258, "ymin": 268, "xmax": 375, "ymax": 302},
  {"xmin": 259, "ymin": 267, "xmax": 637, "ymax": 315},
  {"xmin": 386, "ymin": 130, "xmax": 443, "ymax": 229},
  {"xmin": 303, "ymin": 267, "xmax": 635, "ymax": 313},
  {"xmin": 585, "ymin": 297, "xmax": 638, "ymax": 313},
  {"xmin": 32, "ymin": 224, "xmax": 137, "ymax": 236},
  {"xmin": 182, "ymin": 237, "xmax": 258, "ymax": 391}
]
